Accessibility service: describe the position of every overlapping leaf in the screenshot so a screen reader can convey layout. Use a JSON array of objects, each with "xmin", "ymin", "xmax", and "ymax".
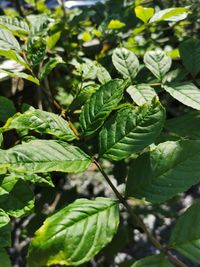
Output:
[
  {"xmin": 0, "ymin": 27, "xmax": 20, "ymax": 51},
  {"xmin": 144, "ymin": 50, "xmax": 172, "ymax": 81},
  {"xmin": 126, "ymin": 140, "xmax": 200, "ymax": 203},
  {"xmin": 0, "ymin": 140, "xmax": 91, "ymax": 174},
  {"xmin": 80, "ymin": 79, "xmax": 125, "ymax": 136},
  {"xmin": 149, "ymin": 7, "xmax": 189, "ymax": 22},
  {"xmin": 0, "ymin": 97, "xmax": 16, "ymax": 122},
  {"xmin": 0, "ymin": 174, "xmax": 34, "ymax": 217},
  {"xmin": 4, "ymin": 109, "xmax": 76, "ymax": 141},
  {"xmin": 0, "ymin": 16, "xmax": 29, "ymax": 36},
  {"xmin": 127, "ymin": 84, "xmax": 157, "ymax": 105},
  {"xmin": 27, "ymin": 197, "xmax": 119, "ymax": 267},
  {"xmin": 131, "ymin": 254, "xmax": 173, "ymax": 267},
  {"xmin": 0, "ymin": 249, "xmax": 12, "ymax": 267},
  {"xmin": 163, "ymin": 82, "xmax": 200, "ymax": 110},
  {"xmin": 99, "ymin": 98, "xmax": 165, "ymax": 161},
  {"xmin": 169, "ymin": 201, "xmax": 200, "ymax": 263},
  {"xmin": 112, "ymin": 48, "xmax": 139, "ymax": 83}
]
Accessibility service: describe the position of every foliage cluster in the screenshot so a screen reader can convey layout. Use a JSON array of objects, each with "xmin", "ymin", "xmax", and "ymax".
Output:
[{"xmin": 0, "ymin": 0, "xmax": 200, "ymax": 266}]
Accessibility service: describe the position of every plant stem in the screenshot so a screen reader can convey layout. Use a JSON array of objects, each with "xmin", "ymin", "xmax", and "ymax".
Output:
[
  {"xmin": 94, "ymin": 159, "xmax": 188, "ymax": 267},
  {"xmin": 14, "ymin": 0, "xmax": 24, "ymax": 17}
]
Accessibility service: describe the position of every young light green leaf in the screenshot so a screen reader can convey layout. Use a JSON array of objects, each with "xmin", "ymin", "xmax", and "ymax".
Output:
[
  {"xmin": 0, "ymin": 209, "xmax": 10, "ymax": 228},
  {"xmin": 131, "ymin": 254, "xmax": 173, "ymax": 267},
  {"xmin": 27, "ymin": 197, "xmax": 119, "ymax": 267},
  {"xmin": 144, "ymin": 50, "xmax": 172, "ymax": 81},
  {"xmin": 0, "ymin": 174, "xmax": 34, "ymax": 217},
  {"xmin": 80, "ymin": 79, "xmax": 125, "ymax": 136},
  {"xmin": 0, "ymin": 96, "xmax": 16, "ymax": 122},
  {"xmin": 39, "ymin": 56, "xmax": 64, "ymax": 80},
  {"xmin": 163, "ymin": 82, "xmax": 200, "ymax": 110},
  {"xmin": 126, "ymin": 140, "xmax": 200, "ymax": 203},
  {"xmin": 179, "ymin": 38, "xmax": 200, "ymax": 77},
  {"xmin": 46, "ymin": 31, "xmax": 61, "ymax": 49},
  {"xmin": 149, "ymin": 7, "xmax": 189, "ymax": 23},
  {"xmin": 0, "ymin": 249, "xmax": 12, "ymax": 267},
  {"xmin": 0, "ymin": 140, "xmax": 91, "ymax": 174},
  {"xmin": 169, "ymin": 200, "xmax": 200, "ymax": 263},
  {"xmin": 0, "ymin": 16, "xmax": 29, "ymax": 36},
  {"xmin": 0, "ymin": 70, "xmax": 39, "ymax": 85},
  {"xmin": 99, "ymin": 98, "xmax": 165, "ymax": 161},
  {"xmin": 27, "ymin": 36, "xmax": 46, "ymax": 67},
  {"xmin": 135, "ymin": 6, "xmax": 154, "ymax": 24},
  {"xmin": 4, "ymin": 109, "xmax": 76, "ymax": 141},
  {"xmin": 165, "ymin": 111, "xmax": 200, "ymax": 139},
  {"xmin": 0, "ymin": 27, "xmax": 20, "ymax": 51},
  {"xmin": 127, "ymin": 84, "xmax": 157, "ymax": 105},
  {"xmin": 112, "ymin": 48, "xmax": 139, "ymax": 83}
]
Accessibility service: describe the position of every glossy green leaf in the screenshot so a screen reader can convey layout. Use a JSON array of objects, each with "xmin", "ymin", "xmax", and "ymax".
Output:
[
  {"xmin": 165, "ymin": 111, "xmax": 200, "ymax": 139},
  {"xmin": 27, "ymin": 36, "xmax": 46, "ymax": 67},
  {"xmin": 0, "ymin": 209, "xmax": 10, "ymax": 228},
  {"xmin": 0, "ymin": 96, "xmax": 16, "ymax": 122},
  {"xmin": 4, "ymin": 109, "xmax": 76, "ymax": 141},
  {"xmin": 0, "ymin": 249, "xmax": 12, "ymax": 267},
  {"xmin": 99, "ymin": 98, "xmax": 165, "ymax": 161},
  {"xmin": 149, "ymin": 7, "xmax": 189, "ymax": 22},
  {"xmin": 27, "ymin": 197, "xmax": 119, "ymax": 267},
  {"xmin": 96, "ymin": 65, "xmax": 111, "ymax": 84},
  {"xmin": 144, "ymin": 50, "xmax": 172, "ymax": 81},
  {"xmin": 179, "ymin": 38, "xmax": 200, "ymax": 77},
  {"xmin": 135, "ymin": 6, "xmax": 154, "ymax": 24},
  {"xmin": 80, "ymin": 79, "xmax": 125, "ymax": 136},
  {"xmin": 169, "ymin": 200, "xmax": 200, "ymax": 263},
  {"xmin": 127, "ymin": 84, "xmax": 157, "ymax": 105},
  {"xmin": 163, "ymin": 82, "xmax": 200, "ymax": 110},
  {"xmin": 0, "ymin": 16, "xmax": 29, "ymax": 36},
  {"xmin": 112, "ymin": 48, "xmax": 139, "ymax": 83},
  {"xmin": 0, "ymin": 27, "xmax": 20, "ymax": 51},
  {"xmin": 0, "ymin": 140, "xmax": 91, "ymax": 174},
  {"xmin": 0, "ymin": 70, "xmax": 39, "ymax": 85},
  {"xmin": 0, "ymin": 174, "xmax": 34, "ymax": 217},
  {"xmin": 131, "ymin": 254, "xmax": 173, "ymax": 267},
  {"xmin": 126, "ymin": 140, "xmax": 200, "ymax": 203},
  {"xmin": 39, "ymin": 56, "xmax": 64, "ymax": 80}
]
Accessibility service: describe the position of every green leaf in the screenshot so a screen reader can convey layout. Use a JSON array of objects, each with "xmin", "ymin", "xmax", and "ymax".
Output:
[
  {"xmin": 0, "ymin": 96, "xmax": 16, "ymax": 122},
  {"xmin": 0, "ymin": 174, "xmax": 34, "ymax": 217},
  {"xmin": 0, "ymin": 50, "xmax": 29, "ymax": 69},
  {"xmin": 0, "ymin": 132, "xmax": 3, "ymax": 147},
  {"xmin": 169, "ymin": 200, "xmax": 200, "ymax": 263},
  {"xmin": 0, "ymin": 16, "xmax": 29, "ymax": 36},
  {"xmin": 4, "ymin": 109, "xmax": 76, "ymax": 141},
  {"xmin": 0, "ymin": 209, "xmax": 10, "ymax": 228},
  {"xmin": 0, "ymin": 70, "xmax": 39, "ymax": 85},
  {"xmin": 0, "ymin": 26, "xmax": 20, "ymax": 51},
  {"xmin": 29, "ymin": 14, "xmax": 49, "ymax": 36},
  {"xmin": 46, "ymin": 31, "xmax": 61, "ymax": 49},
  {"xmin": 165, "ymin": 111, "xmax": 200, "ymax": 139},
  {"xmin": 163, "ymin": 82, "xmax": 200, "ymax": 110},
  {"xmin": 99, "ymin": 98, "xmax": 165, "ymax": 161},
  {"xmin": 24, "ymin": 173, "xmax": 54, "ymax": 187},
  {"xmin": 39, "ymin": 56, "xmax": 64, "ymax": 80},
  {"xmin": 127, "ymin": 84, "xmax": 157, "ymax": 105},
  {"xmin": 0, "ymin": 249, "xmax": 12, "ymax": 267},
  {"xmin": 149, "ymin": 7, "xmax": 189, "ymax": 23},
  {"xmin": 179, "ymin": 38, "xmax": 200, "ymax": 77},
  {"xmin": 0, "ymin": 140, "xmax": 91, "ymax": 174},
  {"xmin": 69, "ymin": 83, "xmax": 99, "ymax": 111},
  {"xmin": 27, "ymin": 197, "xmax": 119, "ymax": 267},
  {"xmin": 80, "ymin": 79, "xmax": 125, "ymax": 136},
  {"xmin": 144, "ymin": 50, "xmax": 172, "ymax": 81},
  {"xmin": 131, "ymin": 254, "xmax": 173, "ymax": 267},
  {"xmin": 107, "ymin": 19, "xmax": 125, "ymax": 29},
  {"xmin": 0, "ymin": 223, "xmax": 11, "ymax": 247},
  {"xmin": 27, "ymin": 36, "xmax": 46, "ymax": 67},
  {"xmin": 126, "ymin": 140, "xmax": 200, "ymax": 203},
  {"xmin": 112, "ymin": 48, "xmax": 139, "ymax": 83},
  {"xmin": 135, "ymin": 6, "xmax": 154, "ymax": 24},
  {"xmin": 96, "ymin": 65, "xmax": 111, "ymax": 84}
]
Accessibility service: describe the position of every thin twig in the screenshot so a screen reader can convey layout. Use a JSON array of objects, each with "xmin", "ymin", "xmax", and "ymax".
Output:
[{"xmin": 94, "ymin": 159, "xmax": 188, "ymax": 267}]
